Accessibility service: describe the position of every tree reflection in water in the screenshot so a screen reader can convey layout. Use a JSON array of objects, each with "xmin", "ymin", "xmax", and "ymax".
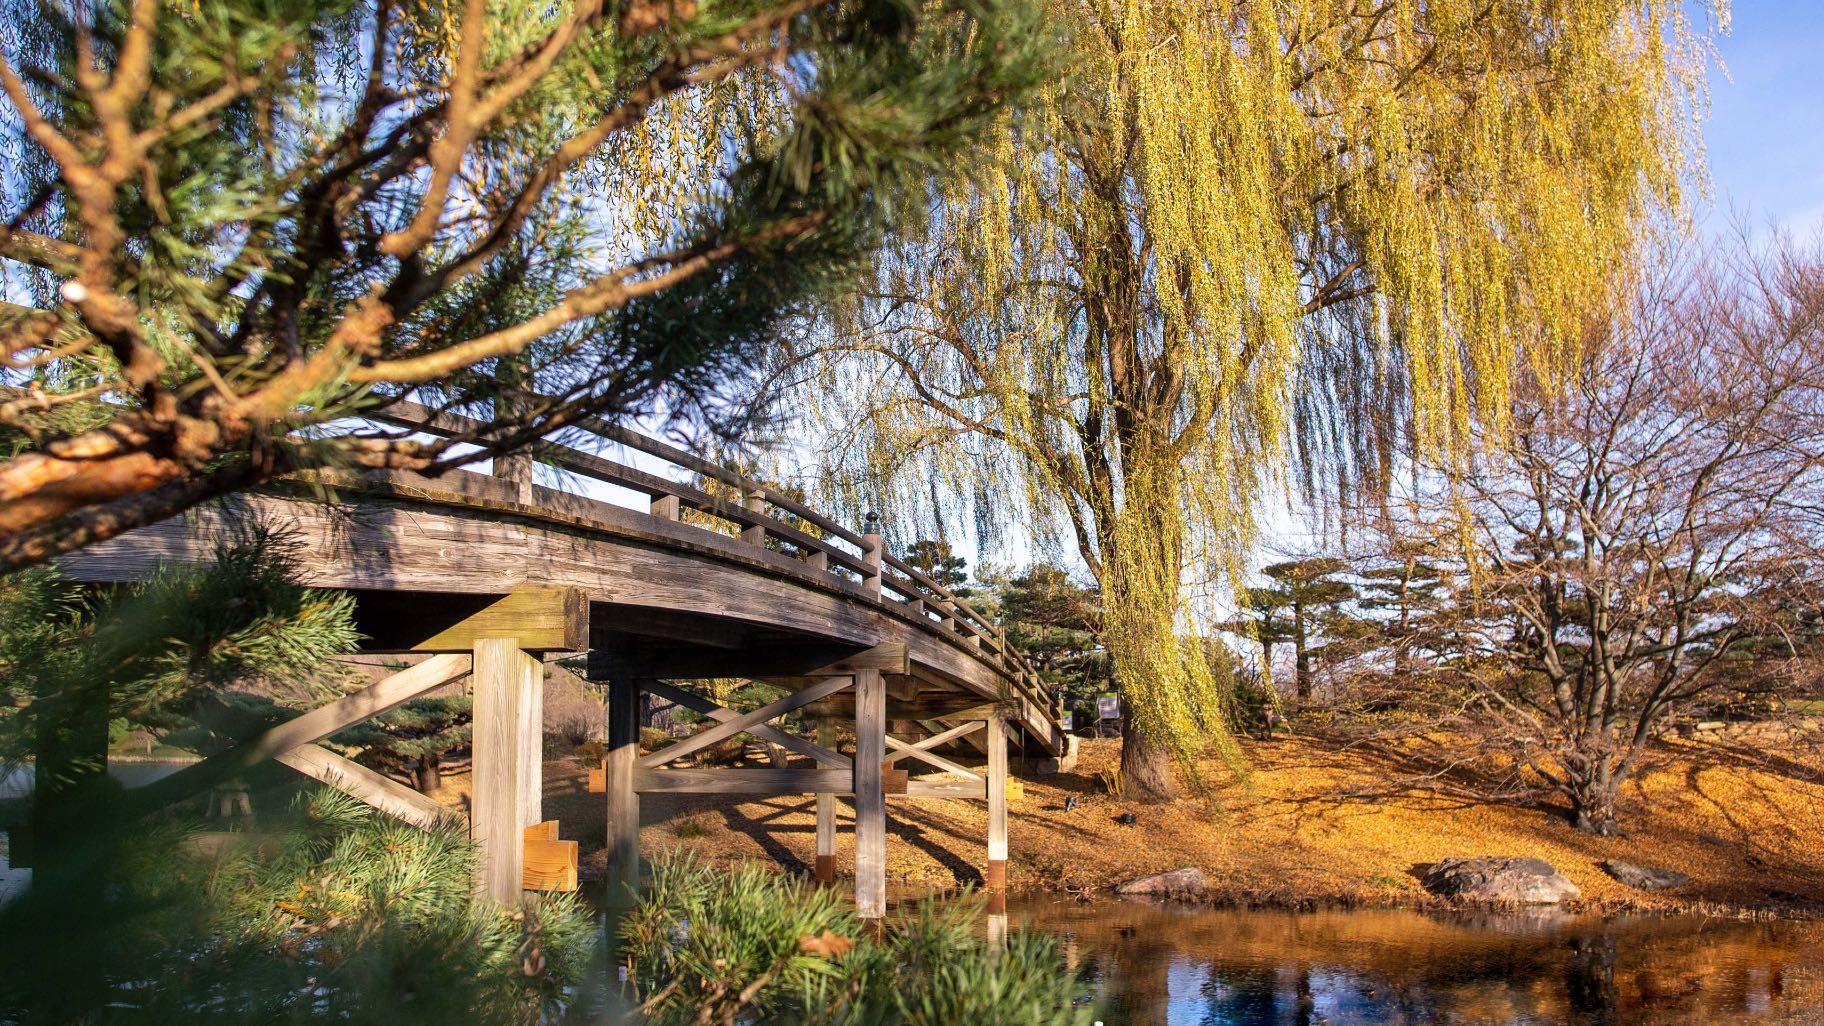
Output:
[{"xmin": 1002, "ymin": 898, "xmax": 1824, "ymax": 1025}]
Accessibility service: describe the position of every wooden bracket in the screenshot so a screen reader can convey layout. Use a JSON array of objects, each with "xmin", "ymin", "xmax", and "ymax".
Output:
[
  {"xmin": 400, "ymin": 585, "xmax": 588, "ymax": 653},
  {"xmin": 523, "ymin": 820, "xmax": 579, "ymax": 892}
]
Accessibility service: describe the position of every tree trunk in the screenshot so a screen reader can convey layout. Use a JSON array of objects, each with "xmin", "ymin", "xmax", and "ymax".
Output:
[
  {"xmin": 414, "ymin": 753, "xmax": 442, "ymax": 794},
  {"xmin": 1568, "ymin": 766, "xmax": 1620, "ymax": 835},
  {"xmin": 1119, "ymin": 715, "xmax": 1179, "ymax": 803}
]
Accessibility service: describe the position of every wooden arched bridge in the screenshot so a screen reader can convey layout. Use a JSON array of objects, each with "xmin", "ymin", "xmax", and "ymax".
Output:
[{"xmin": 56, "ymin": 405, "xmax": 1077, "ymax": 916}]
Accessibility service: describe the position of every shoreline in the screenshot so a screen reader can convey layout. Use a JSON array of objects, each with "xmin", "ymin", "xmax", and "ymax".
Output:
[{"xmin": 525, "ymin": 734, "xmax": 1824, "ymax": 921}]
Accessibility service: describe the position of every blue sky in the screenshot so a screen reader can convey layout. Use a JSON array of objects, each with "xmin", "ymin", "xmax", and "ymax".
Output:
[{"xmin": 1702, "ymin": 1, "xmax": 1824, "ymax": 234}]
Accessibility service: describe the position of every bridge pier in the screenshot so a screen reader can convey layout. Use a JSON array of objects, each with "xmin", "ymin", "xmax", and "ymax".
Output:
[
  {"xmin": 814, "ymin": 718, "xmax": 837, "ymax": 884},
  {"xmin": 606, "ymin": 678, "xmax": 643, "ymax": 905},
  {"xmin": 853, "ymin": 668, "xmax": 887, "ymax": 918},
  {"xmin": 472, "ymin": 637, "xmax": 544, "ymax": 905},
  {"xmin": 986, "ymin": 713, "xmax": 1008, "ymax": 897}
]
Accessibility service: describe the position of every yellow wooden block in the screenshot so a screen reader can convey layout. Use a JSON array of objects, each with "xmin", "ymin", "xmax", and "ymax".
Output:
[
  {"xmin": 1005, "ymin": 778, "xmax": 1024, "ymax": 800},
  {"xmin": 586, "ymin": 764, "xmax": 606, "ymax": 793},
  {"xmin": 524, "ymin": 834, "xmax": 579, "ymax": 892},
  {"xmin": 524, "ymin": 820, "xmax": 560, "ymax": 842}
]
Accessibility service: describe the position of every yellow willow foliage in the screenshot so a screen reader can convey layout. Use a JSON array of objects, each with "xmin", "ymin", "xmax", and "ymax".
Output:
[{"xmin": 789, "ymin": 0, "xmax": 1722, "ymax": 784}]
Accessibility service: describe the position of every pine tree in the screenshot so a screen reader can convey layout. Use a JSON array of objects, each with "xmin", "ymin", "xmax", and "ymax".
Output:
[
  {"xmin": 0, "ymin": 528, "xmax": 358, "ymax": 883},
  {"xmin": 0, "ymin": 0, "xmax": 1052, "ymax": 570},
  {"xmin": 904, "ymin": 539, "xmax": 969, "ymax": 591},
  {"xmin": 332, "ymin": 695, "xmax": 472, "ymax": 793}
]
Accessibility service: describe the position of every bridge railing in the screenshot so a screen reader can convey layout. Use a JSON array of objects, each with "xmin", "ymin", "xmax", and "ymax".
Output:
[{"xmin": 366, "ymin": 402, "xmax": 1055, "ymax": 717}]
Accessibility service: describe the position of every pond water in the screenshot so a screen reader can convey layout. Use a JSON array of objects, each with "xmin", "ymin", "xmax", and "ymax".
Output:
[{"xmin": 1003, "ymin": 897, "xmax": 1824, "ymax": 1026}]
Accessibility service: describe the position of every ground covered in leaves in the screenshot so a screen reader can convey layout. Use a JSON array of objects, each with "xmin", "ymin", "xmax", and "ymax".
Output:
[{"xmin": 448, "ymin": 733, "xmax": 1824, "ymax": 916}]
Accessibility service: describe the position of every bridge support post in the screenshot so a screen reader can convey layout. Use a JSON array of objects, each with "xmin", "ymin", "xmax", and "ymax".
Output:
[
  {"xmin": 814, "ymin": 717, "xmax": 837, "ymax": 885},
  {"xmin": 986, "ymin": 712, "xmax": 1008, "ymax": 904},
  {"xmin": 473, "ymin": 637, "xmax": 542, "ymax": 905},
  {"xmin": 607, "ymin": 677, "xmax": 643, "ymax": 905},
  {"xmin": 853, "ymin": 668, "xmax": 886, "ymax": 918}
]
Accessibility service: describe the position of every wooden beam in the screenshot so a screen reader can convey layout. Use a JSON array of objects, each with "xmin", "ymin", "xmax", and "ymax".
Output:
[
  {"xmin": 632, "ymin": 767, "xmax": 853, "ymax": 794},
  {"xmin": 473, "ymin": 638, "xmax": 541, "ymax": 905},
  {"xmin": 127, "ymin": 655, "xmax": 471, "ymax": 812},
  {"xmin": 986, "ymin": 714, "xmax": 1008, "ymax": 893},
  {"xmin": 884, "ymin": 734, "xmax": 981, "ymax": 780},
  {"xmin": 641, "ymin": 680, "xmax": 850, "ymax": 769},
  {"xmin": 607, "ymin": 678, "xmax": 641, "ymax": 903},
  {"xmin": 406, "ymin": 586, "xmax": 588, "ymax": 653},
  {"xmin": 274, "ymin": 744, "xmax": 450, "ymax": 830},
  {"xmin": 882, "ymin": 721, "xmax": 985, "ymax": 768},
  {"xmin": 593, "ymin": 642, "xmax": 908, "ymax": 681},
  {"xmin": 903, "ymin": 777, "xmax": 988, "ymax": 799},
  {"xmin": 853, "ymin": 667, "xmax": 886, "ymax": 918},
  {"xmin": 815, "ymin": 718, "xmax": 837, "ymax": 884},
  {"xmin": 638, "ymin": 676, "xmax": 853, "ymax": 769},
  {"xmin": 925, "ymin": 716, "xmax": 989, "ymax": 755}
]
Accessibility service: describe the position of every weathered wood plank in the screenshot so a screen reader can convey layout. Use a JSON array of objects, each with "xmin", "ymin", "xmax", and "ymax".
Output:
[
  {"xmin": 903, "ymin": 777, "xmax": 988, "ymax": 799},
  {"xmin": 473, "ymin": 638, "xmax": 540, "ymax": 905},
  {"xmin": 274, "ymin": 744, "xmax": 450, "ymax": 830},
  {"xmin": 638, "ymin": 676, "xmax": 853, "ymax": 769},
  {"xmin": 853, "ymin": 668, "xmax": 885, "ymax": 918}
]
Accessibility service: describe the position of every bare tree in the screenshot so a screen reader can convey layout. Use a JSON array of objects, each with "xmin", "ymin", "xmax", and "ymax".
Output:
[{"xmin": 1362, "ymin": 240, "xmax": 1824, "ymax": 833}]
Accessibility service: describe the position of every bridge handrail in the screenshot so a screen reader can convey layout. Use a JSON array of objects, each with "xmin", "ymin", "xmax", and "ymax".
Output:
[{"xmin": 362, "ymin": 401, "xmax": 1049, "ymax": 707}]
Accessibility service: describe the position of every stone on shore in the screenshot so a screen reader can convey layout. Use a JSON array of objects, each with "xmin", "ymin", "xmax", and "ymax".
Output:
[
  {"xmin": 1601, "ymin": 859, "xmax": 1689, "ymax": 891},
  {"xmin": 1116, "ymin": 867, "xmax": 1210, "ymax": 898},
  {"xmin": 1421, "ymin": 857, "xmax": 1581, "ymax": 904}
]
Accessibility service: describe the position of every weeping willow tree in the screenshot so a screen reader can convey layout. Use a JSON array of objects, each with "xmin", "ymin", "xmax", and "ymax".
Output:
[{"xmin": 782, "ymin": 0, "xmax": 1722, "ymax": 799}]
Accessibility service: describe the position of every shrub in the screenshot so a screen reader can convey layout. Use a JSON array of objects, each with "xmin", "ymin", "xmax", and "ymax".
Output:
[{"xmin": 619, "ymin": 855, "xmax": 1095, "ymax": 1025}]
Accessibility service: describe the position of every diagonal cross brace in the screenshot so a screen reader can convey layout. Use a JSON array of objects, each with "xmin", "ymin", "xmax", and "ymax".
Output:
[
  {"xmin": 639, "ymin": 676, "xmax": 854, "ymax": 769},
  {"xmin": 642, "ymin": 680, "xmax": 851, "ymax": 769},
  {"xmin": 127, "ymin": 654, "xmax": 474, "ymax": 815},
  {"xmin": 884, "ymin": 720, "xmax": 986, "ymax": 779}
]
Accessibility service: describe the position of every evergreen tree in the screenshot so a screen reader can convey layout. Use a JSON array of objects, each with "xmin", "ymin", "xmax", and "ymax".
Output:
[
  {"xmin": 332, "ymin": 694, "xmax": 472, "ymax": 793},
  {"xmin": 994, "ymin": 564, "xmax": 1108, "ymax": 723},
  {"xmin": 0, "ymin": 0, "xmax": 1052, "ymax": 570},
  {"xmin": 0, "ymin": 529, "xmax": 359, "ymax": 881},
  {"xmin": 904, "ymin": 538, "xmax": 969, "ymax": 591},
  {"xmin": 1224, "ymin": 558, "xmax": 1358, "ymax": 705}
]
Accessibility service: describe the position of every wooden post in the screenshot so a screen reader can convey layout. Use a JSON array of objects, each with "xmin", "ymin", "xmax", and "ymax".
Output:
[
  {"xmin": 814, "ymin": 718, "xmax": 837, "ymax": 884},
  {"xmin": 985, "ymin": 713, "xmax": 1008, "ymax": 895},
  {"xmin": 741, "ymin": 489, "xmax": 767, "ymax": 546},
  {"xmin": 650, "ymin": 494, "xmax": 680, "ymax": 520},
  {"xmin": 607, "ymin": 677, "xmax": 642, "ymax": 904},
  {"xmin": 861, "ymin": 513, "xmax": 883, "ymax": 596},
  {"xmin": 522, "ymin": 658, "xmax": 544, "ymax": 829},
  {"xmin": 473, "ymin": 638, "xmax": 541, "ymax": 905},
  {"xmin": 852, "ymin": 669, "xmax": 886, "ymax": 917}
]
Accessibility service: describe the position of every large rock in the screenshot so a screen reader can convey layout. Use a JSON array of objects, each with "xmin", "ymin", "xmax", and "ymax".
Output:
[
  {"xmin": 1421, "ymin": 857, "xmax": 1581, "ymax": 904},
  {"xmin": 1116, "ymin": 867, "xmax": 1210, "ymax": 898},
  {"xmin": 1601, "ymin": 859, "xmax": 1688, "ymax": 891}
]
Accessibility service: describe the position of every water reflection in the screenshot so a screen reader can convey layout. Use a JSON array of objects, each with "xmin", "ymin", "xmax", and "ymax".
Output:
[{"xmin": 1005, "ymin": 897, "xmax": 1824, "ymax": 1025}]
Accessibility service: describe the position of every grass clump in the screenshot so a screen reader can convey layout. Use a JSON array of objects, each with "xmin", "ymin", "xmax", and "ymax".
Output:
[{"xmin": 620, "ymin": 855, "xmax": 1095, "ymax": 1025}]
